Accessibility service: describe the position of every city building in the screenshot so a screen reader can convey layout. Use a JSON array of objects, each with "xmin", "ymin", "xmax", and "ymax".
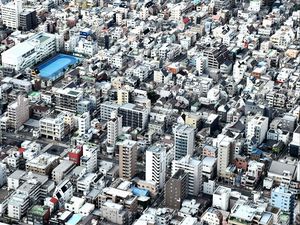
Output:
[
  {"xmin": 107, "ymin": 111, "xmax": 122, "ymax": 147},
  {"xmin": 26, "ymin": 153, "xmax": 59, "ymax": 176},
  {"xmin": 271, "ymin": 185, "xmax": 295, "ymax": 224},
  {"xmin": 52, "ymin": 160, "xmax": 75, "ymax": 183},
  {"xmin": 19, "ymin": 9, "xmax": 38, "ymax": 31},
  {"xmin": 77, "ymin": 112, "xmax": 91, "ymax": 136},
  {"xmin": 1, "ymin": 0, "xmax": 23, "ymax": 29},
  {"xmin": 39, "ymin": 114, "xmax": 65, "ymax": 141},
  {"xmin": 118, "ymin": 140, "xmax": 137, "ymax": 180},
  {"xmin": 1, "ymin": 32, "xmax": 57, "ymax": 71},
  {"xmin": 246, "ymin": 115, "xmax": 269, "ymax": 145},
  {"xmin": 201, "ymin": 207, "xmax": 223, "ymax": 225},
  {"xmin": 54, "ymin": 88, "xmax": 83, "ymax": 113},
  {"xmin": 165, "ymin": 169, "xmax": 188, "ymax": 210},
  {"xmin": 212, "ymin": 186, "xmax": 231, "ymax": 211},
  {"xmin": 174, "ymin": 125, "xmax": 194, "ymax": 160},
  {"xmin": 80, "ymin": 143, "xmax": 99, "ymax": 173},
  {"xmin": 145, "ymin": 145, "xmax": 166, "ymax": 189},
  {"xmin": 228, "ymin": 199, "xmax": 273, "ymax": 225},
  {"xmin": 7, "ymin": 95, "xmax": 29, "ymax": 130},
  {"xmin": 118, "ymin": 103, "xmax": 149, "ymax": 130},
  {"xmin": 117, "ymin": 89, "xmax": 130, "ymax": 105},
  {"xmin": 217, "ymin": 136, "xmax": 232, "ymax": 178},
  {"xmin": 172, "ymin": 156, "xmax": 202, "ymax": 196},
  {"xmin": 0, "ymin": 163, "xmax": 7, "ymax": 187}
]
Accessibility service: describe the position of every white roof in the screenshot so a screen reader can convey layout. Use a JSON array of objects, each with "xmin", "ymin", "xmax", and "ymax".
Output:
[{"xmin": 2, "ymin": 41, "xmax": 34, "ymax": 58}]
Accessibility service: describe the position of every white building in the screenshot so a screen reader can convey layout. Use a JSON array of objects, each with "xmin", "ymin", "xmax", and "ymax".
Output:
[
  {"xmin": 174, "ymin": 124, "xmax": 195, "ymax": 160},
  {"xmin": 212, "ymin": 186, "xmax": 231, "ymax": 211},
  {"xmin": 1, "ymin": 0, "xmax": 22, "ymax": 29},
  {"xmin": 201, "ymin": 207, "xmax": 223, "ymax": 225},
  {"xmin": 65, "ymin": 196, "xmax": 85, "ymax": 213},
  {"xmin": 0, "ymin": 163, "xmax": 7, "ymax": 187},
  {"xmin": 39, "ymin": 114, "xmax": 65, "ymax": 141},
  {"xmin": 246, "ymin": 115, "xmax": 269, "ymax": 144},
  {"xmin": 80, "ymin": 143, "xmax": 99, "ymax": 173},
  {"xmin": 146, "ymin": 145, "xmax": 166, "ymax": 189},
  {"xmin": 1, "ymin": 32, "xmax": 57, "ymax": 71},
  {"xmin": 196, "ymin": 56, "xmax": 208, "ymax": 74},
  {"xmin": 77, "ymin": 173, "xmax": 97, "ymax": 195},
  {"xmin": 107, "ymin": 111, "xmax": 122, "ymax": 147},
  {"xmin": 77, "ymin": 112, "xmax": 91, "ymax": 136},
  {"xmin": 172, "ymin": 155, "xmax": 202, "ymax": 196}
]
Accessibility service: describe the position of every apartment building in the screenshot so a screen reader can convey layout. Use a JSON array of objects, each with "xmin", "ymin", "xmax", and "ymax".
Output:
[
  {"xmin": 174, "ymin": 125, "xmax": 194, "ymax": 160},
  {"xmin": 54, "ymin": 88, "xmax": 83, "ymax": 113},
  {"xmin": 26, "ymin": 153, "xmax": 60, "ymax": 176},
  {"xmin": 118, "ymin": 103, "xmax": 149, "ymax": 129},
  {"xmin": 1, "ymin": 0, "xmax": 22, "ymax": 29},
  {"xmin": 172, "ymin": 156, "xmax": 202, "ymax": 196},
  {"xmin": 119, "ymin": 140, "xmax": 137, "ymax": 180},
  {"xmin": 7, "ymin": 95, "xmax": 29, "ymax": 130},
  {"xmin": 39, "ymin": 114, "xmax": 65, "ymax": 141},
  {"xmin": 145, "ymin": 145, "xmax": 166, "ymax": 189}
]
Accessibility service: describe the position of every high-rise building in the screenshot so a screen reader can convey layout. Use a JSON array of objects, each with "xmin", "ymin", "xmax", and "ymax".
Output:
[
  {"xmin": 246, "ymin": 115, "xmax": 269, "ymax": 144},
  {"xmin": 7, "ymin": 95, "xmax": 29, "ymax": 130},
  {"xmin": 19, "ymin": 9, "xmax": 38, "ymax": 31},
  {"xmin": 202, "ymin": 44, "xmax": 229, "ymax": 70},
  {"xmin": 172, "ymin": 155, "xmax": 202, "ymax": 196},
  {"xmin": 77, "ymin": 112, "xmax": 91, "ymax": 136},
  {"xmin": 107, "ymin": 111, "xmax": 122, "ymax": 147},
  {"xmin": 174, "ymin": 125, "xmax": 194, "ymax": 160},
  {"xmin": 118, "ymin": 103, "xmax": 149, "ymax": 129},
  {"xmin": 1, "ymin": 0, "xmax": 23, "ymax": 29},
  {"xmin": 145, "ymin": 145, "xmax": 166, "ymax": 189},
  {"xmin": 80, "ymin": 144, "xmax": 99, "ymax": 173},
  {"xmin": 117, "ymin": 89, "xmax": 129, "ymax": 105},
  {"xmin": 290, "ymin": 125, "xmax": 300, "ymax": 157},
  {"xmin": 165, "ymin": 169, "xmax": 188, "ymax": 210},
  {"xmin": 271, "ymin": 185, "xmax": 295, "ymax": 225},
  {"xmin": 0, "ymin": 163, "xmax": 7, "ymax": 187},
  {"xmin": 217, "ymin": 138, "xmax": 232, "ymax": 178},
  {"xmin": 119, "ymin": 140, "xmax": 137, "ymax": 179},
  {"xmin": 100, "ymin": 101, "xmax": 120, "ymax": 121},
  {"xmin": 55, "ymin": 88, "xmax": 83, "ymax": 113}
]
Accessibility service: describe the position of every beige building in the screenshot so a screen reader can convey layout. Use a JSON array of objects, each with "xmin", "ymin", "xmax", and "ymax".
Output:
[
  {"xmin": 118, "ymin": 140, "xmax": 137, "ymax": 180},
  {"xmin": 7, "ymin": 95, "xmax": 29, "ymax": 130},
  {"xmin": 52, "ymin": 160, "xmax": 75, "ymax": 183},
  {"xmin": 117, "ymin": 89, "xmax": 129, "ymax": 105},
  {"xmin": 26, "ymin": 153, "xmax": 59, "ymax": 175}
]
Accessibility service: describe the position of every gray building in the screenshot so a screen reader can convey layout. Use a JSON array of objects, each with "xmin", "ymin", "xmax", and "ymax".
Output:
[
  {"xmin": 281, "ymin": 114, "xmax": 297, "ymax": 133},
  {"xmin": 165, "ymin": 169, "xmax": 188, "ymax": 210},
  {"xmin": 19, "ymin": 9, "xmax": 38, "ymax": 31}
]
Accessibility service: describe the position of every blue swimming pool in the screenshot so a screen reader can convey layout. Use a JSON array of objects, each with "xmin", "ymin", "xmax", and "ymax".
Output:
[{"xmin": 38, "ymin": 54, "xmax": 79, "ymax": 80}]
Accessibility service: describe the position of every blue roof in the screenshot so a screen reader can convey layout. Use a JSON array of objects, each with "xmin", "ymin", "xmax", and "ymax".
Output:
[
  {"xmin": 66, "ymin": 214, "xmax": 82, "ymax": 225},
  {"xmin": 131, "ymin": 187, "xmax": 150, "ymax": 197},
  {"xmin": 252, "ymin": 148, "xmax": 263, "ymax": 155}
]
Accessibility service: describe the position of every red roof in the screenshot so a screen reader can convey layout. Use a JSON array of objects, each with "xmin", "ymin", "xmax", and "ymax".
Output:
[
  {"xmin": 183, "ymin": 17, "xmax": 190, "ymax": 24},
  {"xmin": 50, "ymin": 197, "xmax": 58, "ymax": 204},
  {"xmin": 18, "ymin": 148, "xmax": 25, "ymax": 153}
]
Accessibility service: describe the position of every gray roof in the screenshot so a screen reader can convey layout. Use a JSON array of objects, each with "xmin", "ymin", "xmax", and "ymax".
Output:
[{"xmin": 269, "ymin": 161, "xmax": 296, "ymax": 177}]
